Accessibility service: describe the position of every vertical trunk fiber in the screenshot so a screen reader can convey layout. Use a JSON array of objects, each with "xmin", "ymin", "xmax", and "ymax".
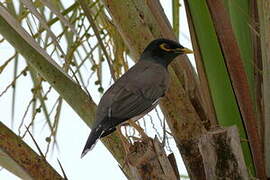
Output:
[
  {"xmin": 198, "ymin": 126, "xmax": 249, "ymax": 180},
  {"xmin": 257, "ymin": 0, "xmax": 270, "ymax": 177},
  {"xmin": 250, "ymin": 0, "xmax": 263, "ymax": 146}
]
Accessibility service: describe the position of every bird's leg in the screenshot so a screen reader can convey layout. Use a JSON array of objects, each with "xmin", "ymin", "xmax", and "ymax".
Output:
[
  {"xmin": 127, "ymin": 120, "xmax": 148, "ymax": 138},
  {"xmin": 116, "ymin": 126, "xmax": 130, "ymax": 154},
  {"xmin": 161, "ymin": 117, "xmax": 166, "ymax": 147}
]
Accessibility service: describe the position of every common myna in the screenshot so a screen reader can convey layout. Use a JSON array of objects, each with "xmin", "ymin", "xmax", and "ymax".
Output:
[{"xmin": 81, "ymin": 38, "xmax": 193, "ymax": 157}]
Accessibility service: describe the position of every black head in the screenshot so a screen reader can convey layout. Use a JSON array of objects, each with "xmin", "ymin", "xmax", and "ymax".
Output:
[{"xmin": 140, "ymin": 38, "xmax": 193, "ymax": 67}]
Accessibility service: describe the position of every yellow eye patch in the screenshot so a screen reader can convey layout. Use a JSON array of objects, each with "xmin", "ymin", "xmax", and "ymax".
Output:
[{"xmin": 159, "ymin": 43, "xmax": 174, "ymax": 52}]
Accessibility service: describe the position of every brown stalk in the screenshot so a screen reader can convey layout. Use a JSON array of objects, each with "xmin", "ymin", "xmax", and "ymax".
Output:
[
  {"xmin": 250, "ymin": 0, "xmax": 263, "ymax": 146},
  {"xmin": 0, "ymin": 122, "xmax": 63, "ymax": 179}
]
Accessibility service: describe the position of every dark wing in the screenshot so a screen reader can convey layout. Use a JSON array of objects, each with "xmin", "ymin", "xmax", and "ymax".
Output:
[
  {"xmin": 110, "ymin": 86, "xmax": 157, "ymax": 123},
  {"xmin": 94, "ymin": 61, "xmax": 169, "ymax": 128}
]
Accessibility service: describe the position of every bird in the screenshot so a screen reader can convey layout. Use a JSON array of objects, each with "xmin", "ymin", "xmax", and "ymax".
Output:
[{"xmin": 81, "ymin": 38, "xmax": 193, "ymax": 157}]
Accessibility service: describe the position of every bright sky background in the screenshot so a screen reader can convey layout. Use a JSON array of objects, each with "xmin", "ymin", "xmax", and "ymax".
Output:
[{"xmin": 0, "ymin": 0, "xmax": 194, "ymax": 179}]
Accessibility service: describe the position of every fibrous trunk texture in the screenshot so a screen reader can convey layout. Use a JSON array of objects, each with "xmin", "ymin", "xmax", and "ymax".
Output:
[
  {"xmin": 198, "ymin": 126, "xmax": 249, "ymax": 180},
  {"xmin": 127, "ymin": 137, "xmax": 178, "ymax": 180},
  {"xmin": 257, "ymin": 0, "xmax": 270, "ymax": 178}
]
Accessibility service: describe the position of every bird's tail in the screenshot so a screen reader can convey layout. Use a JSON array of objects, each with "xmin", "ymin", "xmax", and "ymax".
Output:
[{"xmin": 81, "ymin": 126, "xmax": 103, "ymax": 158}]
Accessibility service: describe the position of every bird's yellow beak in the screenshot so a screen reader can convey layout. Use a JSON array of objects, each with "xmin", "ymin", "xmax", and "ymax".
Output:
[
  {"xmin": 175, "ymin": 47, "xmax": 193, "ymax": 54},
  {"xmin": 180, "ymin": 47, "xmax": 193, "ymax": 54}
]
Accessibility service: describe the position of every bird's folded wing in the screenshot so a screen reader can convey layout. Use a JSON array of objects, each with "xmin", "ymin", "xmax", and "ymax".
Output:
[
  {"xmin": 110, "ymin": 87, "xmax": 157, "ymax": 122},
  {"xmin": 95, "ymin": 62, "xmax": 168, "ymax": 126}
]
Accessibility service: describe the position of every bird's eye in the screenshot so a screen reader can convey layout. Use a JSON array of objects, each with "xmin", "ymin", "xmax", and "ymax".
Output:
[{"xmin": 159, "ymin": 43, "xmax": 173, "ymax": 52}]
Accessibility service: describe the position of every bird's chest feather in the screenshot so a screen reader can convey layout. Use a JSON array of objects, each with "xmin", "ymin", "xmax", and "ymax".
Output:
[{"xmin": 131, "ymin": 62, "xmax": 168, "ymax": 86}]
